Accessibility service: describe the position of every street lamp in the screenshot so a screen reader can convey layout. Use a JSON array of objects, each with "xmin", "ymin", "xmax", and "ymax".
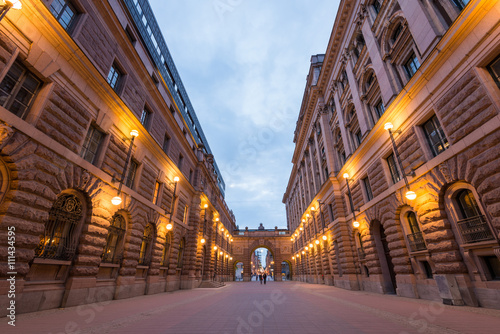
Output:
[
  {"xmin": 112, "ymin": 130, "xmax": 139, "ymax": 206},
  {"xmin": 0, "ymin": 1, "xmax": 22, "ymax": 22},
  {"xmin": 384, "ymin": 122, "xmax": 417, "ymax": 201}
]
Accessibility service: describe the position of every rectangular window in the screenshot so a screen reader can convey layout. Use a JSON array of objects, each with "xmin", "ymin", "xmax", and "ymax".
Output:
[
  {"xmin": 362, "ymin": 177, "xmax": 373, "ymax": 201},
  {"xmin": 487, "ymin": 55, "xmax": 500, "ymax": 89},
  {"xmin": 178, "ymin": 153, "xmax": 184, "ymax": 169},
  {"xmin": 0, "ymin": 61, "xmax": 42, "ymax": 119},
  {"xmin": 80, "ymin": 125, "xmax": 104, "ymax": 164},
  {"xmin": 182, "ymin": 205, "xmax": 189, "ymax": 224},
  {"xmin": 421, "ymin": 261, "xmax": 433, "ymax": 279},
  {"xmin": 372, "ymin": 0, "xmax": 381, "ymax": 14},
  {"xmin": 125, "ymin": 160, "xmax": 138, "ymax": 188},
  {"xmin": 374, "ymin": 100, "xmax": 385, "ymax": 119},
  {"xmin": 107, "ymin": 63, "xmax": 122, "ymax": 91},
  {"xmin": 387, "ymin": 153, "xmax": 401, "ymax": 184},
  {"xmin": 338, "ymin": 150, "xmax": 346, "ymax": 166},
  {"xmin": 483, "ymin": 256, "xmax": 500, "ymax": 280},
  {"xmin": 328, "ymin": 203, "xmax": 335, "ymax": 221},
  {"xmin": 49, "ymin": 0, "xmax": 77, "ymax": 31},
  {"xmin": 140, "ymin": 106, "xmax": 151, "ymax": 128},
  {"xmin": 423, "ymin": 115, "xmax": 449, "ymax": 157},
  {"xmin": 152, "ymin": 181, "xmax": 161, "ymax": 205},
  {"xmin": 162, "ymin": 133, "xmax": 171, "ymax": 153},
  {"xmin": 125, "ymin": 25, "xmax": 136, "ymax": 45},
  {"xmin": 189, "ymin": 169, "xmax": 193, "ymax": 183},
  {"xmin": 404, "ymin": 53, "xmax": 420, "ymax": 79},
  {"xmin": 452, "ymin": 0, "xmax": 470, "ymax": 11},
  {"xmin": 354, "ymin": 130, "xmax": 362, "ymax": 146}
]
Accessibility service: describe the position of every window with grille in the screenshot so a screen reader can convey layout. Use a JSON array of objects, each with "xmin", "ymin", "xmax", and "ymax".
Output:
[
  {"xmin": 80, "ymin": 125, "xmax": 104, "ymax": 164},
  {"xmin": 49, "ymin": 0, "xmax": 78, "ymax": 31},
  {"xmin": 138, "ymin": 224, "xmax": 154, "ymax": 265},
  {"xmin": 101, "ymin": 214, "xmax": 126, "ymax": 264},
  {"xmin": 423, "ymin": 115, "xmax": 449, "ymax": 157},
  {"xmin": 35, "ymin": 194, "xmax": 83, "ymax": 260},
  {"xmin": 107, "ymin": 63, "xmax": 122, "ymax": 91},
  {"xmin": 387, "ymin": 153, "xmax": 401, "ymax": 184},
  {"xmin": 177, "ymin": 238, "xmax": 185, "ymax": 268},
  {"xmin": 0, "ymin": 61, "xmax": 42, "ymax": 119},
  {"xmin": 161, "ymin": 232, "xmax": 172, "ymax": 267}
]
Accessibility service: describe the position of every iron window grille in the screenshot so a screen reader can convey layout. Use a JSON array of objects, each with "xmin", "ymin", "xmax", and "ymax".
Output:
[
  {"xmin": 138, "ymin": 224, "xmax": 154, "ymax": 265},
  {"xmin": 101, "ymin": 215, "xmax": 126, "ymax": 264},
  {"xmin": 487, "ymin": 54, "xmax": 500, "ymax": 89},
  {"xmin": 161, "ymin": 232, "xmax": 172, "ymax": 267},
  {"xmin": 35, "ymin": 194, "xmax": 82, "ymax": 261},
  {"xmin": 0, "ymin": 61, "xmax": 42, "ymax": 119},
  {"xmin": 455, "ymin": 190, "xmax": 494, "ymax": 243},
  {"xmin": 423, "ymin": 115, "xmax": 449, "ymax": 157}
]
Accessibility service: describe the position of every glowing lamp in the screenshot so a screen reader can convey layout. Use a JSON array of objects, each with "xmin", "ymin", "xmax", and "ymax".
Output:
[
  {"xmin": 290, "ymin": 238, "xmax": 293, "ymax": 241},
  {"xmin": 230, "ymin": 257, "xmax": 233, "ymax": 260},
  {"xmin": 343, "ymin": 173, "xmax": 350, "ymax": 179},
  {"xmin": 305, "ymin": 247, "xmax": 308, "ymax": 251},
  {"xmin": 166, "ymin": 223, "xmax": 173, "ymax": 230},
  {"xmin": 230, "ymin": 239, "xmax": 233, "ymax": 242},
  {"xmin": 111, "ymin": 196, "xmax": 122, "ymax": 206},
  {"xmin": 201, "ymin": 238, "xmax": 206, "ymax": 244},
  {"xmin": 130, "ymin": 129, "xmax": 139, "ymax": 137},
  {"xmin": 9, "ymin": 1, "xmax": 22, "ymax": 10},
  {"xmin": 220, "ymin": 252, "xmax": 223, "ymax": 255},
  {"xmin": 173, "ymin": 176, "xmax": 180, "ymax": 182},
  {"xmin": 225, "ymin": 255, "xmax": 229, "ymax": 258},
  {"xmin": 214, "ymin": 246, "xmax": 218, "ymax": 250},
  {"xmin": 405, "ymin": 190, "xmax": 417, "ymax": 200},
  {"xmin": 353, "ymin": 221, "xmax": 360, "ymax": 228},
  {"xmin": 302, "ymin": 251, "xmax": 305, "ymax": 254},
  {"xmin": 310, "ymin": 206, "xmax": 315, "ymax": 211},
  {"xmin": 299, "ymin": 227, "xmax": 303, "ymax": 231},
  {"xmin": 384, "ymin": 122, "xmax": 394, "ymax": 131},
  {"xmin": 309, "ymin": 243, "xmax": 313, "ymax": 248},
  {"xmin": 204, "ymin": 204, "xmax": 208, "ymax": 208},
  {"xmin": 292, "ymin": 256, "xmax": 295, "ymax": 260},
  {"xmin": 315, "ymin": 240, "xmax": 320, "ymax": 245},
  {"xmin": 322, "ymin": 235, "xmax": 327, "ymax": 241}
]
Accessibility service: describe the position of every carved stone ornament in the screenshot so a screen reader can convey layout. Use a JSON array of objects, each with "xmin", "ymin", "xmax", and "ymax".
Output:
[
  {"xmin": 438, "ymin": 162, "xmax": 452, "ymax": 183},
  {"xmin": 0, "ymin": 122, "xmax": 14, "ymax": 146},
  {"xmin": 356, "ymin": 4, "xmax": 367, "ymax": 26},
  {"xmin": 81, "ymin": 169, "xmax": 91, "ymax": 189}
]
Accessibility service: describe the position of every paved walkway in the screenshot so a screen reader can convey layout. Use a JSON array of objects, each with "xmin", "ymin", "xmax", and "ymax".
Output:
[{"xmin": 2, "ymin": 282, "xmax": 500, "ymax": 333}]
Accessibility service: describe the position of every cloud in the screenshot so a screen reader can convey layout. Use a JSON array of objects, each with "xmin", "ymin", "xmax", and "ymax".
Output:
[{"xmin": 149, "ymin": 0, "xmax": 341, "ymax": 229}]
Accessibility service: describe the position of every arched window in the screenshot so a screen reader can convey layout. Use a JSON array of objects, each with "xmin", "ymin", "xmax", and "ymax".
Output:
[
  {"xmin": 138, "ymin": 223, "xmax": 154, "ymax": 265},
  {"xmin": 177, "ymin": 237, "xmax": 185, "ymax": 268},
  {"xmin": 161, "ymin": 232, "xmax": 172, "ymax": 267},
  {"xmin": 405, "ymin": 211, "xmax": 427, "ymax": 252},
  {"xmin": 35, "ymin": 193, "xmax": 83, "ymax": 260},
  {"xmin": 454, "ymin": 189, "xmax": 494, "ymax": 243},
  {"xmin": 101, "ymin": 214, "xmax": 126, "ymax": 264}
]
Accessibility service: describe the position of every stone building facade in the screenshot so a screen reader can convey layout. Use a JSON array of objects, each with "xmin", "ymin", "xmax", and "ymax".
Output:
[
  {"xmin": 0, "ymin": 0, "xmax": 236, "ymax": 316},
  {"xmin": 283, "ymin": 0, "xmax": 500, "ymax": 308}
]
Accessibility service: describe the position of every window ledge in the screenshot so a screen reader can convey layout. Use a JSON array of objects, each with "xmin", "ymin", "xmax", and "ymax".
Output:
[
  {"xmin": 462, "ymin": 240, "xmax": 498, "ymax": 250},
  {"xmin": 99, "ymin": 262, "xmax": 120, "ymax": 268},
  {"xmin": 32, "ymin": 258, "xmax": 72, "ymax": 266},
  {"xmin": 137, "ymin": 265, "xmax": 149, "ymax": 269}
]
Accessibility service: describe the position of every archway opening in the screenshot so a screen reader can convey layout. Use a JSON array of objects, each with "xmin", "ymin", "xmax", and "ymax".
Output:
[
  {"xmin": 251, "ymin": 247, "xmax": 274, "ymax": 281},
  {"xmin": 235, "ymin": 261, "xmax": 244, "ymax": 281},
  {"xmin": 281, "ymin": 260, "xmax": 291, "ymax": 281}
]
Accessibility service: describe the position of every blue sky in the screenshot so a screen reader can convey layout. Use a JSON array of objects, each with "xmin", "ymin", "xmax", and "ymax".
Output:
[{"xmin": 149, "ymin": 1, "xmax": 340, "ymax": 229}]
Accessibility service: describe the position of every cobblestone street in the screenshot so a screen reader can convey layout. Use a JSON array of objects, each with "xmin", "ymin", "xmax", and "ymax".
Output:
[{"xmin": 2, "ymin": 282, "xmax": 500, "ymax": 334}]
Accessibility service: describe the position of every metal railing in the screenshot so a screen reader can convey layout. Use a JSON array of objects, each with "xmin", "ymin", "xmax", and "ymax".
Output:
[
  {"xmin": 457, "ymin": 215, "xmax": 494, "ymax": 243},
  {"xmin": 407, "ymin": 231, "xmax": 427, "ymax": 252},
  {"xmin": 35, "ymin": 237, "xmax": 76, "ymax": 261}
]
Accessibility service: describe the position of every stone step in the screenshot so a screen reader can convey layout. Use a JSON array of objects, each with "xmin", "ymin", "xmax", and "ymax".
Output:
[{"xmin": 198, "ymin": 280, "xmax": 226, "ymax": 288}]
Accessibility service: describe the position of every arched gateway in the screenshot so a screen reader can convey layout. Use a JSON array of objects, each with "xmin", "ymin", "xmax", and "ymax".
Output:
[{"xmin": 232, "ymin": 226, "xmax": 293, "ymax": 281}]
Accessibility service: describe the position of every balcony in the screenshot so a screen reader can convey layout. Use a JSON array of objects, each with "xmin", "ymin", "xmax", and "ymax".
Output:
[
  {"xmin": 457, "ymin": 215, "xmax": 494, "ymax": 244},
  {"xmin": 407, "ymin": 231, "xmax": 427, "ymax": 252}
]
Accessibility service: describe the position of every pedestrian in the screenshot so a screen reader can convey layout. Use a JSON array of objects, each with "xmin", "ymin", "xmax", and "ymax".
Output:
[
  {"xmin": 259, "ymin": 274, "xmax": 263, "ymax": 284},
  {"xmin": 263, "ymin": 273, "xmax": 267, "ymax": 284}
]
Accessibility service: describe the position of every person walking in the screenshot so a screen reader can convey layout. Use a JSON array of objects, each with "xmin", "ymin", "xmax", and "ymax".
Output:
[
  {"xmin": 263, "ymin": 273, "xmax": 267, "ymax": 285},
  {"xmin": 259, "ymin": 273, "xmax": 263, "ymax": 284}
]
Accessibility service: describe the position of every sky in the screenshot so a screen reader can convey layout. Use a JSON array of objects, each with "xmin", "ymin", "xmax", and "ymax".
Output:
[{"xmin": 149, "ymin": 0, "xmax": 340, "ymax": 229}]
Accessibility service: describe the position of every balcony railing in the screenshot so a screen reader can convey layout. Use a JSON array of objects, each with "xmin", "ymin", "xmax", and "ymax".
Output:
[
  {"xmin": 407, "ymin": 231, "xmax": 427, "ymax": 252},
  {"xmin": 457, "ymin": 215, "xmax": 494, "ymax": 244}
]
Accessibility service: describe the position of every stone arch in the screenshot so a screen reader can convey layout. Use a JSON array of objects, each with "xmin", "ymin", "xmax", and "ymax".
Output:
[{"xmin": 380, "ymin": 11, "xmax": 408, "ymax": 58}]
